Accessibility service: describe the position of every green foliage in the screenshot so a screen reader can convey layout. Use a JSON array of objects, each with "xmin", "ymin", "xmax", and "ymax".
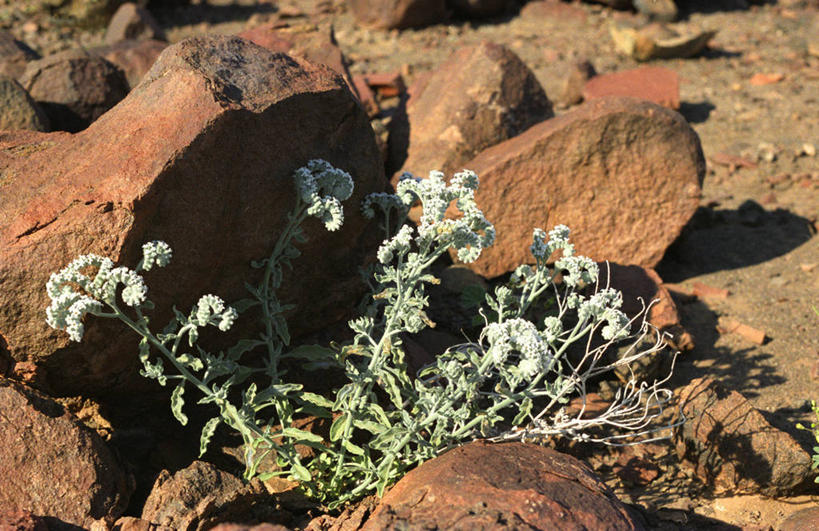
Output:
[
  {"xmin": 796, "ymin": 400, "xmax": 819, "ymax": 483},
  {"xmin": 46, "ymin": 161, "xmax": 676, "ymax": 510}
]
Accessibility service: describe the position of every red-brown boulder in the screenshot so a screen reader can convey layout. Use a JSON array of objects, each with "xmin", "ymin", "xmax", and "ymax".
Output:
[
  {"xmin": 238, "ymin": 22, "xmax": 358, "ymax": 98},
  {"xmin": 454, "ymin": 97, "xmax": 704, "ymax": 278},
  {"xmin": 19, "ymin": 49, "xmax": 130, "ymax": 132},
  {"xmin": 583, "ymin": 66, "xmax": 680, "ymax": 110},
  {"xmin": 0, "ymin": 378, "xmax": 131, "ymax": 526},
  {"xmin": 676, "ymin": 377, "xmax": 813, "ymax": 496},
  {"xmin": 347, "ymin": 0, "xmax": 449, "ymax": 30},
  {"xmin": 0, "ymin": 36, "xmax": 384, "ymax": 402},
  {"xmin": 364, "ymin": 440, "xmax": 643, "ymax": 530},
  {"xmin": 395, "ymin": 41, "xmax": 553, "ymax": 180}
]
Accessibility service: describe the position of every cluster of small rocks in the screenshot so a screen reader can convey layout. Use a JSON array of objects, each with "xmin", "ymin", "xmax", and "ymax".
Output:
[{"xmin": 0, "ymin": 0, "xmax": 815, "ymax": 529}]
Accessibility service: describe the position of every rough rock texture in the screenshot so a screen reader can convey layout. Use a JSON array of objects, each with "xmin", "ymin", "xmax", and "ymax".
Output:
[
  {"xmin": 447, "ymin": 0, "xmax": 511, "ymax": 18},
  {"xmin": 676, "ymin": 377, "xmax": 813, "ymax": 496},
  {"xmin": 455, "ymin": 97, "xmax": 704, "ymax": 278},
  {"xmin": 141, "ymin": 461, "xmax": 274, "ymax": 529},
  {"xmin": 92, "ymin": 38, "xmax": 168, "ymax": 89},
  {"xmin": 364, "ymin": 441, "xmax": 643, "ymax": 530},
  {"xmin": 0, "ymin": 36, "xmax": 384, "ymax": 402},
  {"xmin": 0, "ymin": 378, "xmax": 131, "ymax": 527},
  {"xmin": 600, "ymin": 263, "xmax": 682, "ymax": 335},
  {"xmin": 0, "ymin": 31, "xmax": 39, "ymax": 80},
  {"xmin": 395, "ymin": 41, "xmax": 553, "ymax": 179},
  {"xmin": 19, "ymin": 49, "xmax": 130, "ymax": 132},
  {"xmin": 104, "ymin": 2, "xmax": 165, "ymax": 45},
  {"xmin": 583, "ymin": 66, "xmax": 680, "ymax": 110},
  {"xmin": 0, "ymin": 74, "xmax": 49, "ymax": 131},
  {"xmin": 211, "ymin": 524, "xmax": 291, "ymax": 531},
  {"xmin": 780, "ymin": 506, "xmax": 819, "ymax": 531},
  {"xmin": 238, "ymin": 22, "xmax": 358, "ymax": 97},
  {"xmin": 559, "ymin": 59, "xmax": 596, "ymax": 107},
  {"xmin": 0, "ymin": 510, "xmax": 48, "ymax": 531},
  {"xmin": 347, "ymin": 0, "xmax": 449, "ymax": 30}
]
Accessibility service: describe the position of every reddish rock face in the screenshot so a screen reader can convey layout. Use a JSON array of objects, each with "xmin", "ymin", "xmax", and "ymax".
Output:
[
  {"xmin": 19, "ymin": 49, "xmax": 130, "ymax": 132},
  {"xmin": 0, "ymin": 36, "xmax": 384, "ymax": 402},
  {"xmin": 0, "ymin": 378, "xmax": 131, "ymax": 526},
  {"xmin": 104, "ymin": 2, "xmax": 166, "ymax": 45},
  {"xmin": 93, "ymin": 38, "xmax": 168, "ymax": 89},
  {"xmin": 347, "ymin": 0, "xmax": 449, "ymax": 30},
  {"xmin": 453, "ymin": 97, "xmax": 704, "ymax": 278},
  {"xmin": 583, "ymin": 66, "xmax": 681, "ymax": 110},
  {"xmin": 238, "ymin": 22, "xmax": 358, "ymax": 99},
  {"xmin": 364, "ymin": 440, "xmax": 643, "ymax": 530},
  {"xmin": 0, "ymin": 74, "xmax": 49, "ymax": 131},
  {"xmin": 395, "ymin": 41, "xmax": 553, "ymax": 180},
  {"xmin": 141, "ymin": 461, "xmax": 270, "ymax": 529},
  {"xmin": 676, "ymin": 377, "xmax": 813, "ymax": 496}
]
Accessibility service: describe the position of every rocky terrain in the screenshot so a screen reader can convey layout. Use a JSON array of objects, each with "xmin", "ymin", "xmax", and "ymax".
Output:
[{"xmin": 0, "ymin": 0, "xmax": 817, "ymax": 529}]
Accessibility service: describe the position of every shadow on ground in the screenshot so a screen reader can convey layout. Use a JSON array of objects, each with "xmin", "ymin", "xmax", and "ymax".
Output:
[{"xmin": 657, "ymin": 201, "xmax": 815, "ymax": 282}]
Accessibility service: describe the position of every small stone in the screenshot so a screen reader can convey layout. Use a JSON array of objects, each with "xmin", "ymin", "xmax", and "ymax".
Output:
[
  {"xmin": 800, "ymin": 263, "xmax": 817, "ymax": 272},
  {"xmin": 749, "ymin": 72, "xmax": 785, "ymax": 86},
  {"xmin": 559, "ymin": 59, "xmax": 596, "ymax": 106},
  {"xmin": 363, "ymin": 71, "xmax": 406, "ymax": 98},
  {"xmin": 717, "ymin": 317, "xmax": 766, "ymax": 345},
  {"xmin": 757, "ymin": 142, "xmax": 778, "ymax": 162},
  {"xmin": 91, "ymin": 39, "xmax": 168, "ymax": 89},
  {"xmin": 801, "ymin": 142, "xmax": 816, "ymax": 157},
  {"xmin": 0, "ymin": 31, "xmax": 40, "ymax": 80}
]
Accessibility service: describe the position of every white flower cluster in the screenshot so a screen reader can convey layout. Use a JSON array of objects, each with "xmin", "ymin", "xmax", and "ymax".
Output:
[
  {"xmin": 483, "ymin": 318, "xmax": 553, "ymax": 379},
  {"xmin": 361, "ymin": 192, "xmax": 406, "ymax": 220},
  {"xmin": 294, "ymin": 159, "xmax": 354, "ymax": 232},
  {"xmin": 530, "ymin": 225, "xmax": 598, "ymax": 288},
  {"xmin": 374, "ymin": 170, "xmax": 495, "ymax": 265},
  {"xmin": 45, "ymin": 242, "xmax": 177, "ymax": 341},
  {"xmin": 141, "ymin": 241, "xmax": 173, "ymax": 271},
  {"xmin": 195, "ymin": 294, "xmax": 238, "ymax": 332},
  {"xmin": 568, "ymin": 288, "xmax": 630, "ymax": 340}
]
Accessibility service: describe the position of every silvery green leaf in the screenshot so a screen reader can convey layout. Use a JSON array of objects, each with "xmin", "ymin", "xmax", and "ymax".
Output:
[
  {"xmin": 366, "ymin": 402, "xmax": 390, "ymax": 425},
  {"xmin": 227, "ymin": 339, "xmax": 263, "ymax": 360},
  {"xmin": 512, "ymin": 397, "xmax": 533, "ymax": 425},
  {"xmin": 243, "ymin": 383, "xmax": 257, "ymax": 406},
  {"xmin": 300, "ymin": 392, "xmax": 334, "ymax": 409},
  {"xmin": 290, "ymin": 463, "xmax": 312, "ymax": 482},
  {"xmin": 329, "ymin": 413, "xmax": 349, "ymax": 442},
  {"xmin": 342, "ymin": 440, "xmax": 365, "ymax": 456},
  {"xmin": 354, "ymin": 419, "xmax": 386, "ymax": 435},
  {"xmin": 187, "ymin": 326, "xmax": 199, "ymax": 347},
  {"xmin": 281, "ymin": 427, "xmax": 324, "ymax": 444},
  {"xmin": 199, "ymin": 417, "xmax": 220, "ymax": 457},
  {"xmin": 138, "ymin": 337, "xmax": 150, "ymax": 362},
  {"xmin": 171, "ymin": 383, "xmax": 188, "ymax": 426},
  {"xmin": 172, "ymin": 306, "xmax": 187, "ymax": 324},
  {"xmin": 379, "ymin": 371, "xmax": 403, "ymax": 409}
]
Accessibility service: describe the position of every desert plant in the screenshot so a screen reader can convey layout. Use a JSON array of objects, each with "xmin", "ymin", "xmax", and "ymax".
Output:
[{"xmin": 46, "ymin": 160, "xmax": 678, "ymax": 508}]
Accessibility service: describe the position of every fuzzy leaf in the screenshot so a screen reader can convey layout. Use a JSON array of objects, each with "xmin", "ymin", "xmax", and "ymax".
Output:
[
  {"xmin": 329, "ymin": 413, "xmax": 349, "ymax": 442},
  {"xmin": 282, "ymin": 427, "xmax": 324, "ymax": 444},
  {"xmin": 300, "ymin": 392, "xmax": 334, "ymax": 409},
  {"xmin": 290, "ymin": 463, "xmax": 312, "ymax": 482},
  {"xmin": 199, "ymin": 417, "xmax": 220, "ymax": 457},
  {"xmin": 171, "ymin": 383, "xmax": 188, "ymax": 425},
  {"xmin": 512, "ymin": 397, "xmax": 533, "ymax": 425},
  {"xmin": 282, "ymin": 344, "xmax": 336, "ymax": 362},
  {"xmin": 342, "ymin": 440, "xmax": 365, "ymax": 456},
  {"xmin": 354, "ymin": 418, "xmax": 386, "ymax": 435}
]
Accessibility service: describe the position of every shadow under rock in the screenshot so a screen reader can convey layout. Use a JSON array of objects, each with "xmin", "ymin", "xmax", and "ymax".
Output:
[
  {"xmin": 669, "ymin": 298, "xmax": 786, "ymax": 399},
  {"xmin": 679, "ymin": 100, "xmax": 715, "ymax": 124},
  {"xmin": 656, "ymin": 201, "xmax": 814, "ymax": 282}
]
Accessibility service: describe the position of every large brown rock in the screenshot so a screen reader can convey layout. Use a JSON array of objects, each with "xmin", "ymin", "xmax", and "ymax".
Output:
[
  {"xmin": 238, "ymin": 22, "xmax": 358, "ymax": 99},
  {"xmin": 0, "ymin": 35, "xmax": 384, "ymax": 401},
  {"xmin": 141, "ymin": 461, "xmax": 273, "ymax": 529},
  {"xmin": 19, "ymin": 49, "xmax": 130, "ymax": 132},
  {"xmin": 0, "ymin": 74, "xmax": 49, "ymax": 131},
  {"xmin": 0, "ymin": 378, "xmax": 131, "ymax": 526},
  {"xmin": 395, "ymin": 41, "xmax": 553, "ymax": 180},
  {"xmin": 364, "ymin": 440, "xmax": 643, "ymax": 530},
  {"xmin": 583, "ymin": 66, "xmax": 680, "ymax": 110},
  {"xmin": 676, "ymin": 377, "xmax": 813, "ymax": 496},
  {"xmin": 347, "ymin": 0, "xmax": 449, "ymax": 30},
  {"xmin": 0, "ymin": 31, "xmax": 39, "ymax": 80},
  {"xmin": 455, "ymin": 97, "xmax": 704, "ymax": 278},
  {"xmin": 92, "ymin": 38, "xmax": 168, "ymax": 89}
]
